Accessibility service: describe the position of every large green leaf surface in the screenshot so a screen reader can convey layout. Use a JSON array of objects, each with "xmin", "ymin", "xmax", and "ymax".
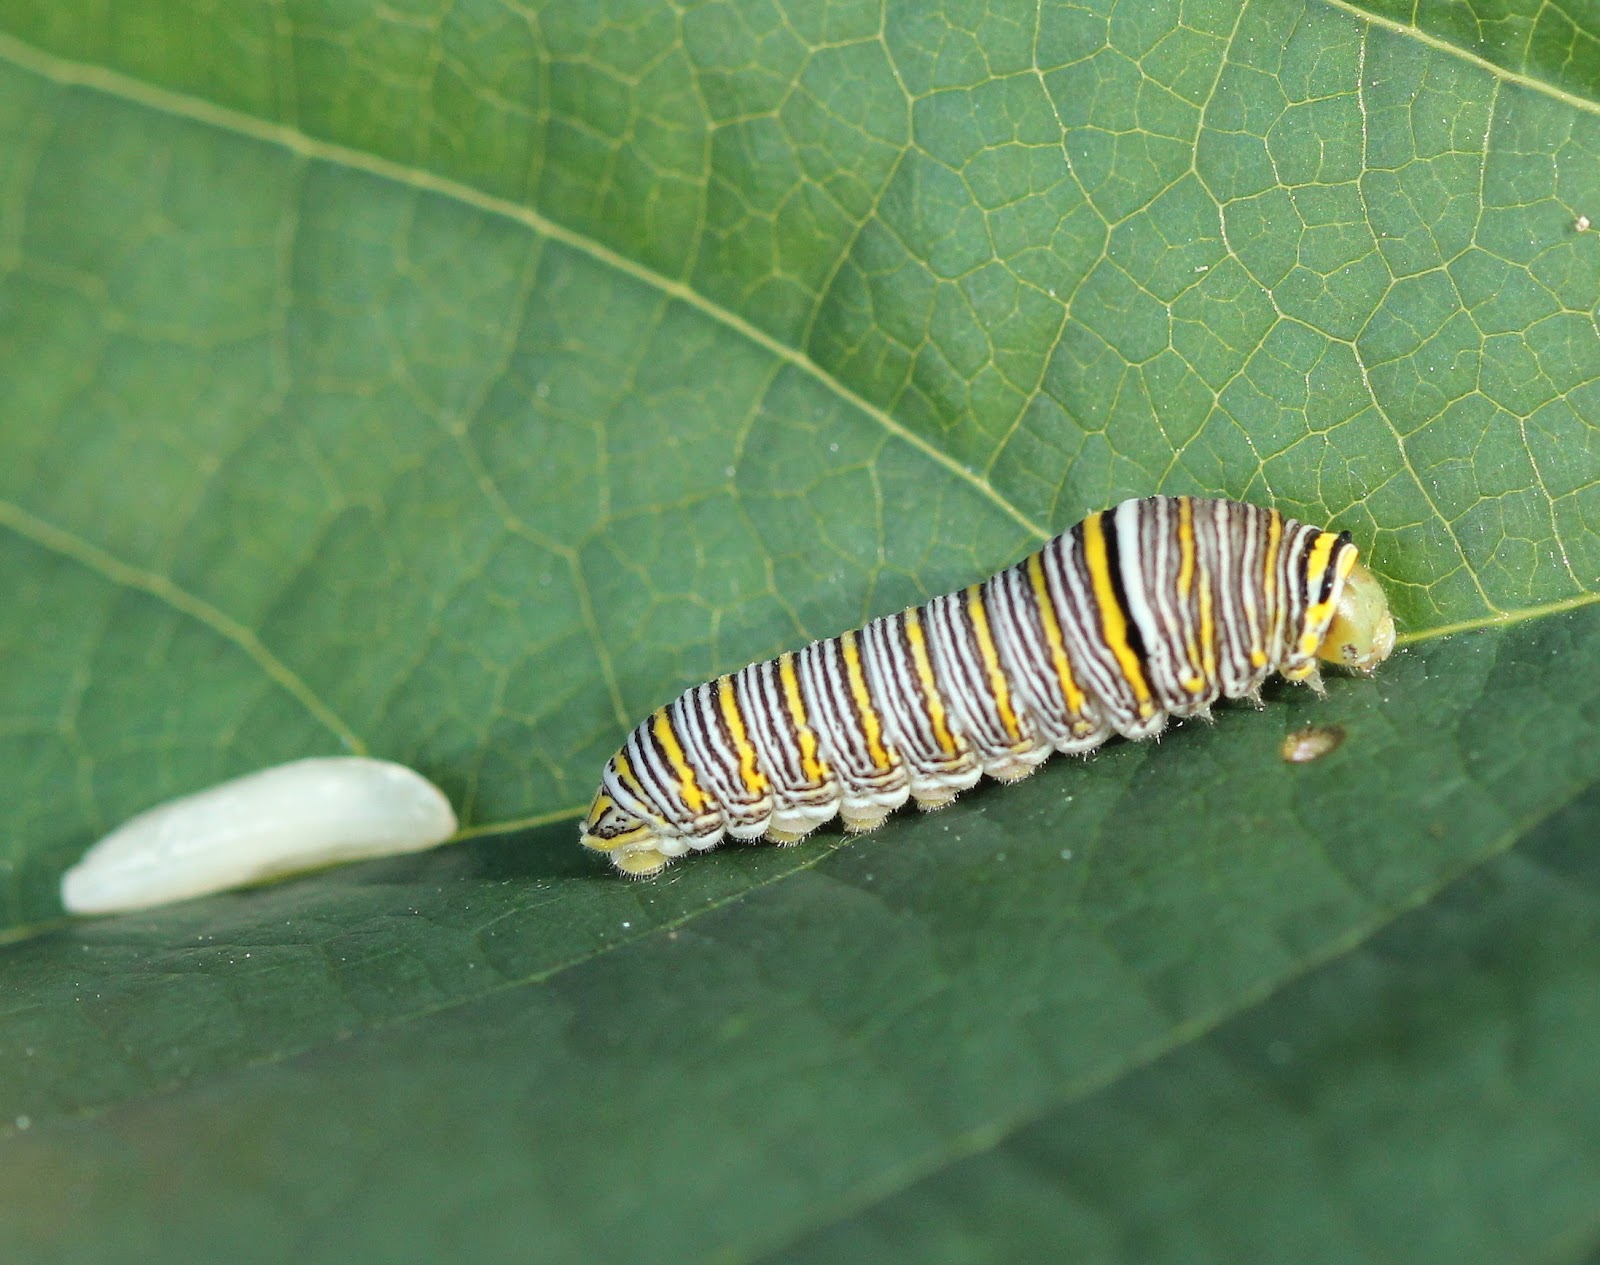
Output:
[{"xmin": 1, "ymin": 1, "xmax": 1598, "ymax": 1260}]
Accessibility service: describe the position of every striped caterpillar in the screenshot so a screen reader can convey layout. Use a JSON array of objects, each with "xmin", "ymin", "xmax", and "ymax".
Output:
[{"xmin": 581, "ymin": 495, "xmax": 1395, "ymax": 877}]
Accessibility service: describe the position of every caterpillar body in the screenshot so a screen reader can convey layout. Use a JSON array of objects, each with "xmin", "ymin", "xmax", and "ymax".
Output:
[{"xmin": 582, "ymin": 495, "xmax": 1395, "ymax": 877}]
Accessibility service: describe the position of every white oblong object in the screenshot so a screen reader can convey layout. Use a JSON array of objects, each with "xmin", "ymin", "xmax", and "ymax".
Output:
[{"xmin": 61, "ymin": 757, "xmax": 458, "ymax": 915}]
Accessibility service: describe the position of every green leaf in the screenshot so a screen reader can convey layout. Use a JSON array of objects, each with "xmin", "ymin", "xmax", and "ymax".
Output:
[
  {"xmin": 770, "ymin": 778, "xmax": 1600, "ymax": 1265},
  {"xmin": 1, "ymin": 1, "xmax": 1597, "ymax": 1262}
]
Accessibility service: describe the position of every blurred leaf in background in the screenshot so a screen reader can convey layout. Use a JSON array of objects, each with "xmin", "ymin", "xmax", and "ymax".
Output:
[{"xmin": 0, "ymin": 0, "xmax": 1597, "ymax": 1261}]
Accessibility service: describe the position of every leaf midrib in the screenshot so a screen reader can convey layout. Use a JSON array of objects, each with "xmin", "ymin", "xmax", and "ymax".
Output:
[
  {"xmin": 5, "ymin": 26, "xmax": 1597, "ymax": 730},
  {"xmin": 0, "ymin": 29, "xmax": 1051, "ymax": 537},
  {"xmin": 1325, "ymin": 0, "xmax": 1600, "ymax": 121},
  {"xmin": 720, "ymin": 771, "xmax": 1600, "ymax": 1263},
  {"xmin": 8, "ymin": 757, "xmax": 1597, "ymax": 1265}
]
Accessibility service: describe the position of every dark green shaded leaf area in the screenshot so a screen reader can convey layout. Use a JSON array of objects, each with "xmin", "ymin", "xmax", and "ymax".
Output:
[
  {"xmin": 774, "ymin": 777, "xmax": 1600, "ymax": 1265},
  {"xmin": 1, "ymin": 0, "xmax": 1598, "ymax": 1261}
]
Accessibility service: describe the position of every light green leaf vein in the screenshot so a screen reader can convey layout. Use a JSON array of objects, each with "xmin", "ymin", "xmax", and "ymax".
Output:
[
  {"xmin": 0, "ymin": 30, "xmax": 1051, "ymax": 547},
  {"xmin": 0, "ymin": 497, "xmax": 363, "ymax": 752}
]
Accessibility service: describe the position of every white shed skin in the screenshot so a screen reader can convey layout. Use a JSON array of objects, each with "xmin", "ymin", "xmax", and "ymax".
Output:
[{"xmin": 61, "ymin": 757, "xmax": 458, "ymax": 915}]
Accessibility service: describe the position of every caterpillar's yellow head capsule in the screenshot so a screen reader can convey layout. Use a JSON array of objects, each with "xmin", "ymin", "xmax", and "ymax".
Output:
[
  {"xmin": 580, "ymin": 785, "xmax": 680, "ymax": 877},
  {"xmin": 1316, "ymin": 562, "xmax": 1394, "ymax": 672}
]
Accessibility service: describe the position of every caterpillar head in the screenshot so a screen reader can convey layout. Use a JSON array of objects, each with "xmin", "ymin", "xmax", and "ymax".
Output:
[
  {"xmin": 1316, "ymin": 561, "xmax": 1395, "ymax": 672},
  {"xmin": 581, "ymin": 790, "xmax": 676, "ymax": 877}
]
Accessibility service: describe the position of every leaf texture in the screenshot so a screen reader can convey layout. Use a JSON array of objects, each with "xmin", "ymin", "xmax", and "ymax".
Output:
[{"xmin": 1, "ymin": 1, "xmax": 1598, "ymax": 1261}]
